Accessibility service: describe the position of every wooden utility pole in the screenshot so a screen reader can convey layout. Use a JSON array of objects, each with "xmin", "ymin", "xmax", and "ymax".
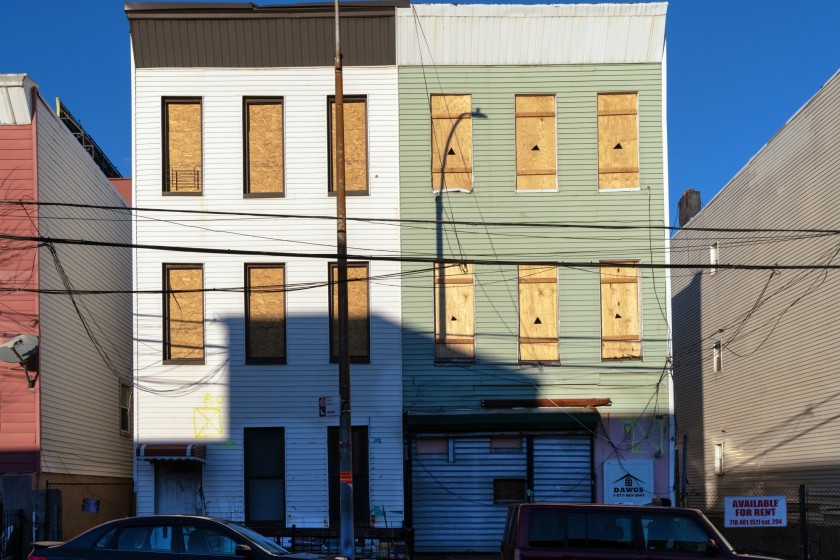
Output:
[{"xmin": 334, "ymin": 0, "xmax": 354, "ymax": 557}]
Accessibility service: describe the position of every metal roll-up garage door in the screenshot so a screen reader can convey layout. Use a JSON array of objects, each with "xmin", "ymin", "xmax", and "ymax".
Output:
[
  {"xmin": 532, "ymin": 434, "xmax": 593, "ymax": 502},
  {"xmin": 411, "ymin": 433, "xmax": 592, "ymax": 553}
]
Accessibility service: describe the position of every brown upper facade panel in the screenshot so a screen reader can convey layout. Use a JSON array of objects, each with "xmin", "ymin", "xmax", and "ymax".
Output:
[{"xmin": 126, "ymin": 1, "xmax": 406, "ymax": 68}]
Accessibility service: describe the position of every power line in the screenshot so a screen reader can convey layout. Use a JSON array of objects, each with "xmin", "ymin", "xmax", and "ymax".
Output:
[
  {"xmin": 4, "ymin": 231, "xmax": 840, "ymax": 271},
  {"xmin": 5, "ymin": 199, "xmax": 840, "ymax": 235}
]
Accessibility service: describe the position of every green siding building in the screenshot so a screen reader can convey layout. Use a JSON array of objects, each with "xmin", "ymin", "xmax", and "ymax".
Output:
[{"xmin": 396, "ymin": 3, "xmax": 670, "ymax": 552}]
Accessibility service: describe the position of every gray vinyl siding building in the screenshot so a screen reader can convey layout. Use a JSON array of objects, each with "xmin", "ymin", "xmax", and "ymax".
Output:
[
  {"xmin": 671, "ymin": 70, "xmax": 840, "ymax": 493},
  {"xmin": 397, "ymin": 3, "xmax": 670, "ymax": 553}
]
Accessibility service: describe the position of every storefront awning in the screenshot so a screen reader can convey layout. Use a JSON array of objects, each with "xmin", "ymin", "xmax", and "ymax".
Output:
[
  {"xmin": 405, "ymin": 407, "xmax": 600, "ymax": 434},
  {"xmin": 136, "ymin": 443, "xmax": 206, "ymax": 462}
]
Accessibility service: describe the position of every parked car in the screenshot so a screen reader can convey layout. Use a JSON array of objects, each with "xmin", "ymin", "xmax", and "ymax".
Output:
[
  {"xmin": 501, "ymin": 502, "xmax": 784, "ymax": 560},
  {"xmin": 28, "ymin": 515, "xmax": 331, "ymax": 560}
]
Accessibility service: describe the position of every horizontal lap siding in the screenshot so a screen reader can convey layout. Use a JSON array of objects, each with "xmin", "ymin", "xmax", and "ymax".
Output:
[
  {"xmin": 0, "ymin": 123, "xmax": 38, "ymax": 463},
  {"xmin": 35, "ymin": 100, "xmax": 134, "ymax": 478},
  {"xmin": 134, "ymin": 67, "xmax": 403, "ymax": 525},
  {"xmin": 671, "ymin": 73, "xmax": 840, "ymax": 487},
  {"xmin": 399, "ymin": 65, "xmax": 668, "ymax": 414}
]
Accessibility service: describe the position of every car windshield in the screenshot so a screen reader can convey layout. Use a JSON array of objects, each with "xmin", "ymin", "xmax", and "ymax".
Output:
[{"xmin": 223, "ymin": 522, "xmax": 290, "ymax": 555}]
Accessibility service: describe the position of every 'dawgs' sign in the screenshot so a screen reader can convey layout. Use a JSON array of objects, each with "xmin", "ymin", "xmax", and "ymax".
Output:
[{"xmin": 724, "ymin": 496, "xmax": 787, "ymax": 528}]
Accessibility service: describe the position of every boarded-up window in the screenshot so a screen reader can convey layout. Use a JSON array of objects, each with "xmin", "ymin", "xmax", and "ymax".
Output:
[
  {"xmin": 164, "ymin": 264, "xmax": 204, "ymax": 362},
  {"xmin": 431, "ymin": 94, "xmax": 473, "ymax": 192},
  {"xmin": 416, "ymin": 438, "xmax": 448, "ymax": 455},
  {"xmin": 164, "ymin": 98, "xmax": 202, "ymax": 193},
  {"xmin": 491, "ymin": 436, "xmax": 523, "ymax": 452},
  {"xmin": 519, "ymin": 265, "xmax": 558, "ymax": 362},
  {"xmin": 494, "ymin": 479, "xmax": 527, "ymax": 504},
  {"xmin": 244, "ymin": 99, "xmax": 284, "ymax": 195},
  {"xmin": 434, "ymin": 263, "xmax": 475, "ymax": 361},
  {"xmin": 597, "ymin": 93, "xmax": 639, "ymax": 190},
  {"xmin": 329, "ymin": 97, "xmax": 368, "ymax": 193},
  {"xmin": 600, "ymin": 261, "xmax": 641, "ymax": 360},
  {"xmin": 329, "ymin": 263, "xmax": 370, "ymax": 362},
  {"xmin": 516, "ymin": 95, "xmax": 556, "ymax": 191},
  {"xmin": 246, "ymin": 265, "xmax": 286, "ymax": 364}
]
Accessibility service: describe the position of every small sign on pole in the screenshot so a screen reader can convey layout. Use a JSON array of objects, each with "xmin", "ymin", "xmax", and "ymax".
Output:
[{"xmin": 724, "ymin": 496, "xmax": 787, "ymax": 527}]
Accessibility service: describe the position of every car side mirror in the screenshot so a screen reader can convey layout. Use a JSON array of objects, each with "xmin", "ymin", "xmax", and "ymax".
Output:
[
  {"xmin": 235, "ymin": 544, "xmax": 253, "ymax": 557},
  {"xmin": 705, "ymin": 538, "xmax": 719, "ymax": 557}
]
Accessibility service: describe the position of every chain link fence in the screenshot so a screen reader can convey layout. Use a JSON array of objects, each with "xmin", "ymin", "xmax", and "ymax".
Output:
[
  {"xmin": 682, "ymin": 485, "xmax": 840, "ymax": 560},
  {"xmin": 45, "ymin": 482, "xmax": 134, "ymax": 541}
]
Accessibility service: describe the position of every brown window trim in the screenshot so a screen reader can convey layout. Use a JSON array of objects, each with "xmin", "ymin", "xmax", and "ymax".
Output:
[
  {"xmin": 245, "ymin": 263, "xmax": 287, "ymax": 365},
  {"xmin": 328, "ymin": 261, "xmax": 371, "ymax": 364},
  {"xmin": 243, "ymin": 97, "xmax": 285, "ymax": 198},
  {"xmin": 327, "ymin": 95, "xmax": 369, "ymax": 196},
  {"xmin": 163, "ymin": 263, "xmax": 205, "ymax": 365},
  {"xmin": 162, "ymin": 97, "xmax": 203, "ymax": 195}
]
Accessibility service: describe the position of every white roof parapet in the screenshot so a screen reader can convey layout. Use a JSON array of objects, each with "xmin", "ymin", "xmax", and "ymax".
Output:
[
  {"xmin": 0, "ymin": 74, "xmax": 36, "ymax": 125},
  {"xmin": 397, "ymin": 2, "xmax": 668, "ymax": 66}
]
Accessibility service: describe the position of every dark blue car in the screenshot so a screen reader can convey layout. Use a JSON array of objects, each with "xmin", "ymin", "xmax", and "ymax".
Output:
[{"xmin": 28, "ymin": 515, "xmax": 330, "ymax": 560}]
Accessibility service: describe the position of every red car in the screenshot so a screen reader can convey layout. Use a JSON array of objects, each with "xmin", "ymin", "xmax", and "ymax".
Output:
[{"xmin": 501, "ymin": 502, "xmax": 784, "ymax": 560}]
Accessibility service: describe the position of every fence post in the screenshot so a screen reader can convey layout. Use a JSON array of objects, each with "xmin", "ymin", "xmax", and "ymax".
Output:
[
  {"xmin": 799, "ymin": 484, "xmax": 809, "ymax": 560},
  {"xmin": 17, "ymin": 509, "xmax": 25, "ymax": 560}
]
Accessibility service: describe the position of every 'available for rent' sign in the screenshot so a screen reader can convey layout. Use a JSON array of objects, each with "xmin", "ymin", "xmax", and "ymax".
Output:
[{"xmin": 724, "ymin": 496, "xmax": 787, "ymax": 528}]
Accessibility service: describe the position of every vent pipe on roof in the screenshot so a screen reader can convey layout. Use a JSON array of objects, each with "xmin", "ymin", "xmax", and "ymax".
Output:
[{"xmin": 678, "ymin": 188, "xmax": 701, "ymax": 227}]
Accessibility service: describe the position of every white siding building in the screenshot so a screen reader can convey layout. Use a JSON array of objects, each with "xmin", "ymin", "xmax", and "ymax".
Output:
[{"xmin": 128, "ymin": 2, "xmax": 404, "ymax": 530}]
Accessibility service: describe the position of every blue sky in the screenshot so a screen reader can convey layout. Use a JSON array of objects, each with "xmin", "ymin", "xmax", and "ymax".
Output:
[{"xmin": 2, "ymin": 0, "xmax": 838, "ymax": 222}]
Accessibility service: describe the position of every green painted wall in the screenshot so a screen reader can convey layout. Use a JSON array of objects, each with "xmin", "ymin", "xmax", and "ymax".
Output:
[{"xmin": 399, "ymin": 64, "xmax": 669, "ymax": 414}]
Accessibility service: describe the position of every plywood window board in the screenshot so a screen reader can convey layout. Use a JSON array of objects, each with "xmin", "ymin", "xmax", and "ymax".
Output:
[
  {"xmin": 245, "ymin": 99, "xmax": 284, "ymax": 196},
  {"xmin": 518, "ymin": 264, "xmax": 558, "ymax": 363},
  {"xmin": 329, "ymin": 97, "xmax": 368, "ymax": 194},
  {"xmin": 330, "ymin": 263, "xmax": 370, "ymax": 362},
  {"xmin": 431, "ymin": 94, "xmax": 473, "ymax": 192},
  {"xmin": 434, "ymin": 262, "xmax": 475, "ymax": 361},
  {"xmin": 246, "ymin": 265, "xmax": 286, "ymax": 363},
  {"xmin": 164, "ymin": 264, "xmax": 204, "ymax": 362},
  {"xmin": 597, "ymin": 92, "xmax": 639, "ymax": 190},
  {"xmin": 600, "ymin": 260, "xmax": 641, "ymax": 360},
  {"xmin": 164, "ymin": 98, "xmax": 202, "ymax": 193},
  {"xmin": 515, "ymin": 95, "xmax": 557, "ymax": 191}
]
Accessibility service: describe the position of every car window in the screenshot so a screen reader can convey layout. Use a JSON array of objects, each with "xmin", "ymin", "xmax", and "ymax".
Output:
[
  {"xmin": 567, "ymin": 511, "xmax": 634, "ymax": 549},
  {"xmin": 183, "ymin": 525, "xmax": 240, "ymax": 556},
  {"xmin": 106, "ymin": 525, "xmax": 174, "ymax": 553},
  {"xmin": 642, "ymin": 513, "xmax": 710, "ymax": 553},
  {"xmin": 93, "ymin": 527, "xmax": 118, "ymax": 549},
  {"xmin": 528, "ymin": 508, "xmax": 564, "ymax": 546},
  {"xmin": 224, "ymin": 521, "xmax": 289, "ymax": 554}
]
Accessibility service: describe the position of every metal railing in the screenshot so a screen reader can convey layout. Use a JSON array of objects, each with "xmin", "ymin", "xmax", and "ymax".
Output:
[
  {"xmin": 254, "ymin": 525, "xmax": 412, "ymax": 559},
  {"xmin": 1, "ymin": 510, "xmax": 25, "ymax": 560}
]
